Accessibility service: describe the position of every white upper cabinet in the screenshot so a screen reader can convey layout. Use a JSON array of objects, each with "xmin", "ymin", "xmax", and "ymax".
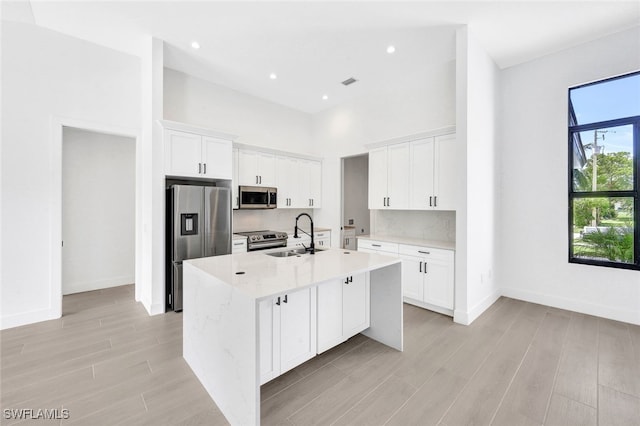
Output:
[
  {"xmin": 276, "ymin": 156, "xmax": 299, "ymax": 208},
  {"xmin": 164, "ymin": 129, "xmax": 232, "ymax": 179},
  {"xmin": 368, "ymin": 144, "xmax": 410, "ymax": 209},
  {"xmin": 371, "ymin": 132, "xmax": 457, "ymax": 211},
  {"xmin": 238, "ymin": 149, "xmax": 276, "ymax": 187},
  {"xmin": 409, "ymin": 134, "xmax": 457, "ymax": 210},
  {"xmin": 433, "ymin": 133, "xmax": 458, "ymax": 211},
  {"xmin": 303, "ymin": 159, "xmax": 322, "ymax": 208},
  {"xmin": 202, "ymin": 136, "xmax": 233, "ymax": 179},
  {"xmin": 409, "ymin": 138, "xmax": 435, "ymax": 209}
]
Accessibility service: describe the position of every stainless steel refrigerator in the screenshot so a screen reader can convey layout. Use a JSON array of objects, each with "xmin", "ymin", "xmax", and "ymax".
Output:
[{"xmin": 167, "ymin": 184, "xmax": 231, "ymax": 311}]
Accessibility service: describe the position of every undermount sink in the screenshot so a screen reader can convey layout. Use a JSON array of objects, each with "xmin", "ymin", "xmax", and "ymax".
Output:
[{"xmin": 265, "ymin": 247, "xmax": 325, "ymax": 258}]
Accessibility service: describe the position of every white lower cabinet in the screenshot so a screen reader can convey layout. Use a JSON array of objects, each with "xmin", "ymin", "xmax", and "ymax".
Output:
[
  {"xmin": 259, "ymin": 287, "xmax": 317, "ymax": 385},
  {"xmin": 317, "ymin": 273, "xmax": 370, "ymax": 354},
  {"xmin": 358, "ymin": 238, "xmax": 455, "ymax": 315},
  {"xmin": 399, "ymin": 245, "xmax": 455, "ymax": 313},
  {"xmin": 231, "ymin": 238, "xmax": 247, "ymax": 253},
  {"xmin": 287, "ymin": 231, "xmax": 331, "ymax": 249}
]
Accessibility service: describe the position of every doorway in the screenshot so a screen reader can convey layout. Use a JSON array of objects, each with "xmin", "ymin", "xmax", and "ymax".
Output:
[
  {"xmin": 62, "ymin": 127, "xmax": 136, "ymax": 296},
  {"xmin": 341, "ymin": 154, "xmax": 370, "ymax": 249}
]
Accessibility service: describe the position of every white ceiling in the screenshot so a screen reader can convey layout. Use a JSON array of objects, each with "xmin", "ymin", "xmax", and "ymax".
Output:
[{"xmin": 3, "ymin": 1, "xmax": 639, "ymax": 113}]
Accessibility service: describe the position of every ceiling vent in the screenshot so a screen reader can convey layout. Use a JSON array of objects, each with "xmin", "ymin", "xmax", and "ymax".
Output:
[{"xmin": 341, "ymin": 77, "xmax": 358, "ymax": 86}]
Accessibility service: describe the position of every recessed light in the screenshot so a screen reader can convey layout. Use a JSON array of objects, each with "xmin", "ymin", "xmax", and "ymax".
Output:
[
  {"xmin": 269, "ymin": 73, "xmax": 277, "ymax": 80},
  {"xmin": 322, "ymin": 95, "xmax": 328, "ymax": 100},
  {"xmin": 387, "ymin": 45, "xmax": 396, "ymax": 54},
  {"xmin": 191, "ymin": 41, "xmax": 200, "ymax": 50}
]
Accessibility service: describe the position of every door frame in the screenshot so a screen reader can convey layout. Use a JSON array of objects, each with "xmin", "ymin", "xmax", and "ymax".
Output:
[{"xmin": 52, "ymin": 116, "xmax": 141, "ymax": 317}]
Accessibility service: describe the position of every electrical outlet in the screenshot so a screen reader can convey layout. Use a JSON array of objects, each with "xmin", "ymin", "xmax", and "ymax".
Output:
[{"xmin": 348, "ymin": 219, "xmax": 354, "ymax": 225}]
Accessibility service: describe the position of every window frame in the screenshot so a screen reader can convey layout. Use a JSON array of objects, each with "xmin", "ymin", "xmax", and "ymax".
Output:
[{"xmin": 567, "ymin": 71, "xmax": 640, "ymax": 270}]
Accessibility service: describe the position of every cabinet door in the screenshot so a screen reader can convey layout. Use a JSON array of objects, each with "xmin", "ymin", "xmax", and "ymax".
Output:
[
  {"xmin": 368, "ymin": 147, "xmax": 388, "ymax": 209},
  {"xmin": 296, "ymin": 159, "xmax": 312, "ymax": 208},
  {"xmin": 308, "ymin": 160, "xmax": 322, "ymax": 208},
  {"xmin": 386, "ymin": 143, "xmax": 410, "ymax": 209},
  {"xmin": 257, "ymin": 152, "xmax": 276, "ymax": 187},
  {"xmin": 342, "ymin": 273, "xmax": 369, "ymax": 339},
  {"xmin": 423, "ymin": 254, "xmax": 454, "ymax": 309},
  {"xmin": 315, "ymin": 238, "xmax": 330, "ymax": 248},
  {"xmin": 232, "ymin": 149, "xmax": 239, "ymax": 209},
  {"xmin": 202, "ymin": 137, "xmax": 232, "ymax": 179},
  {"xmin": 238, "ymin": 150, "xmax": 260, "ymax": 185},
  {"xmin": 276, "ymin": 156, "xmax": 297, "ymax": 208},
  {"xmin": 409, "ymin": 138, "xmax": 435, "ymax": 209},
  {"xmin": 316, "ymin": 279, "xmax": 343, "ymax": 353},
  {"xmin": 259, "ymin": 298, "xmax": 280, "ymax": 385},
  {"xmin": 279, "ymin": 288, "xmax": 316, "ymax": 374},
  {"xmin": 165, "ymin": 130, "xmax": 202, "ymax": 177},
  {"xmin": 399, "ymin": 254, "xmax": 424, "ymax": 301},
  {"xmin": 434, "ymin": 133, "xmax": 457, "ymax": 211}
]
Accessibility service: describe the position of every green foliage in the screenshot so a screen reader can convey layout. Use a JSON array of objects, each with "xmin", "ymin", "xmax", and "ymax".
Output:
[
  {"xmin": 581, "ymin": 228, "xmax": 634, "ymax": 263},
  {"xmin": 573, "ymin": 198, "xmax": 615, "ymax": 227},
  {"xmin": 579, "ymin": 151, "xmax": 633, "ymax": 191}
]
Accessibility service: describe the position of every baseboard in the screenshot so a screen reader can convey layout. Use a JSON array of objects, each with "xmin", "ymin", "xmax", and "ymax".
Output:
[
  {"xmin": 453, "ymin": 288, "xmax": 502, "ymax": 326},
  {"xmin": 502, "ymin": 287, "xmax": 640, "ymax": 326},
  {"xmin": 1, "ymin": 307, "xmax": 61, "ymax": 330},
  {"xmin": 62, "ymin": 275, "xmax": 135, "ymax": 295}
]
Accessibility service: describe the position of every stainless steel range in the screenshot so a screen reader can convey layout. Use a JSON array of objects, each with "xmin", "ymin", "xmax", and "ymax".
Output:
[{"xmin": 235, "ymin": 230, "xmax": 288, "ymax": 251}]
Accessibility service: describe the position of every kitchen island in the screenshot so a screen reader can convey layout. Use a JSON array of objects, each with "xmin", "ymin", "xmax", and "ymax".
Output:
[{"xmin": 183, "ymin": 248, "xmax": 403, "ymax": 425}]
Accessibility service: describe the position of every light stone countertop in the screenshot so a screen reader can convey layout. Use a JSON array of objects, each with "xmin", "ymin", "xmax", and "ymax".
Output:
[
  {"xmin": 232, "ymin": 234, "xmax": 248, "ymax": 241},
  {"xmin": 357, "ymin": 234, "xmax": 456, "ymax": 251},
  {"xmin": 185, "ymin": 248, "xmax": 400, "ymax": 301}
]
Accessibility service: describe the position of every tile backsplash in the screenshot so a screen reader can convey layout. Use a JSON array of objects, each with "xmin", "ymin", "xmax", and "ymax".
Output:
[
  {"xmin": 370, "ymin": 210, "xmax": 456, "ymax": 242},
  {"xmin": 233, "ymin": 209, "xmax": 313, "ymax": 234}
]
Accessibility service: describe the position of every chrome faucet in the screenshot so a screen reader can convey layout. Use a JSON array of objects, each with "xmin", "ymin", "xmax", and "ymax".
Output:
[{"xmin": 294, "ymin": 213, "xmax": 315, "ymax": 254}]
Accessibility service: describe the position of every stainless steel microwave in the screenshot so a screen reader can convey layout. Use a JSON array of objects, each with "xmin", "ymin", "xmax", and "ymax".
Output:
[{"xmin": 238, "ymin": 186, "xmax": 277, "ymax": 209}]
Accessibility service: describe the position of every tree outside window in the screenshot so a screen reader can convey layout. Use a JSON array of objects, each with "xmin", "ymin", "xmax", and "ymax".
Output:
[{"xmin": 568, "ymin": 72, "xmax": 639, "ymax": 269}]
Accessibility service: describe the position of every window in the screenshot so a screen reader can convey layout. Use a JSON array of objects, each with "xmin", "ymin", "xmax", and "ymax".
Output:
[{"xmin": 568, "ymin": 71, "xmax": 640, "ymax": 269}]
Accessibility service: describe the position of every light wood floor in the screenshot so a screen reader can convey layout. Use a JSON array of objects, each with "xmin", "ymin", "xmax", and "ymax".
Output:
[{"xmin": 1, "ymin": 285, "xmax": 639, "ymax": 425}]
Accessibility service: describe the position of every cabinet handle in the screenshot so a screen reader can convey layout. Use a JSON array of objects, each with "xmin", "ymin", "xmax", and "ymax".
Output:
[
  {"xmin": 256, "ymin": 175, "xmax": 259, "ymax": 184},
  {"xmin": 434, "ymin": 196, "xmax": 437, "ymax": 207},
  {"xmin": 283, "ymin": 295, "xmax": 288, "ymax": 303},
  {"xmin": 372, "ymin": 244, "xmax": 381, "ymax": 247},
  {"xmin": 203, "ymin": 163, "xmax": 207, "ymax": 174},
  {"xmin": 345, "ymin": 277, "xmax": 349, "ymax": 285},
  {"xmin": 419, "ymin": 261, "xmax": 422, "ymax": 272},
  {"xmin": 387, "ymin": 197, "xmax": 390, "ymax": 207},
  {"xmin": 199, "ymin": 163, "xmax": 202, "ymax": 174},
  {"xmin": 429, "ymin": 196, "xmax": 433, "ymax": 207},
  {"xmin": 424, "ymin": 263, "xmax": 428, "ymax": 274},
  {"xmin": 259, "ymin": 176, "xmax": 262, "ymax": 184},
  {"xmin": 276, "ymin": 297, "xmax": 281, "ymax": 306},
  {"xmin": 418, "ymin": 250, "xmax": 430, "ymax": 255},
  {"xmin": 349, "ymin": 276, "xmax": 353, "ymax": 283}
]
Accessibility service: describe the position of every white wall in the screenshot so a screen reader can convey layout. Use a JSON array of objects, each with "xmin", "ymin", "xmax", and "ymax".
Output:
[
  {"xmin": 1, "ymin": 21, "xmax": 140, "ymax": 329},
  {"xmin": 499, "ymin": 27, "xmax": 640, "ymax": 325},
  {"xmin": 343, "ymin": 155, "xmax": 370, "ymax": 236},
  {"xmin": 164, "ymin": 68, "xmax": 314, "ymax": 155},
  {"xmin": 312, "ymin": 62, "xmax": 457, "ymax": 247},
  {"xmin": 454, "ymin": 28, "xmax": 501, "ymax": 325},
  {"xmin": 62, "ymin": 127, "xmax": 135, "ymax": 295}
]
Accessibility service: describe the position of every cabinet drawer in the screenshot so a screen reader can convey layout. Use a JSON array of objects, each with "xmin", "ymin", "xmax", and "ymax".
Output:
[
  {"xmin": 314, "ymin": 231, "xmax": 329, "ymax": 238},
  {"xmin": 398, "ymin": 244, "xmax": 453, "ymax": 260},
  {"xmin": 357, "ymin": 239, "xmax": 398, "ymax": 254}
]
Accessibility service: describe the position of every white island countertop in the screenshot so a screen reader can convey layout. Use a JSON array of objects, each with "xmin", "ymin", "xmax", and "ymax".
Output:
[
  {"xmin": 183, "ymin": 247, "xmax": 403, "ymax": 425},
  {"xmin": 186, "ymin": 248, "xmax": 400, "ymax": 301}
]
